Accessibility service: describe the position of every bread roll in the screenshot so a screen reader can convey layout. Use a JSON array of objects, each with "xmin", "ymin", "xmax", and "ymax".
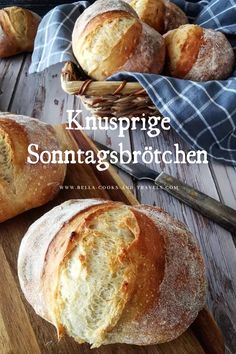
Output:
[
  {"xmin": 125, "ymin": 0, "xmax": 188, "ymax": 34},
  {"xmin": 18, "ymin": 199, "xmax": 207, "ymax": 348},
  {"xmin": 72, "ymin": 0, "xmax": 166, "ymax": 80},
  {"xmin": 164, "ymin": 24, "xmax": 235, "ymax": 81},
  {"xmin": 0, "ymin": 6, "xmax": 40, "ymax": 58},
  {"xmin": 0, "ymin": 114, "xmax": 66, "ymax": 223}
]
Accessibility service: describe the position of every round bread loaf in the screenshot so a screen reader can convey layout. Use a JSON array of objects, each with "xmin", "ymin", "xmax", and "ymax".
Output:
[
  {"xmin": 72, "ymin": 0, "xmax": 166, "ymax": 80},
  {"xmin": 0, "ymin": 6, "xmax": 40, "ymax": 58},
  {"xmin": 0, "ymin": 114, "xmax": 66, "ymax": 223},
  {"xmin": 125, "ymin": 0, "xmax": 188, "ymax": 34},
  {"xmin": 164, "ymin": 24, "xmax": 235, "ymax": 81},
  {"xmin": 18, "ymin": 199, "xmax": 207, "ymax": 348}
]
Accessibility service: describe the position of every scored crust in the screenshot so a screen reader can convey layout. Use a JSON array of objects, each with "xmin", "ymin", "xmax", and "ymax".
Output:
[
  {"xmin": 165, "ymin": 24, "xmax": 235, "ymax": 81},
  {"xmin": 74, "ymin": 11, "xmax": 142, "ymax": 80},
  {"xmin": 186, "ymin": 28, "xmax": 235, "ymax": 81},
  {"xmin": 0, "ymin": 114, "xmax": 66, "ymax": 222},
  {"xmin": 72, "ymin": 0, "xmax": 165, "ymax": 80},
  {"xmin": 72, "ymin": 0, "xmax": 138, "ymax": 40},
  {"xmin": 18, "ymin": 199, "xmax": 207, "ymax": 347},
  {"xmin": 125, "ymin": 0, "xmax": 166, "ymax": 33},
  {"xmin": 0, "ymin": 7, "xmax": 40, "ymax": 57},
  {"xmin": 125, "ymin": 0, "xmax": 188, "ymax": 34},
  {"xmin": 106, "ymin": 204, "xmax": 207, "ymax": 345},
  {"xmin": 18, "ymin": 199, "xmax": 109, "ymax": 322},
  {"xmin": 164, "ymin": 24, "xmax": 203, "ymax": 78}
]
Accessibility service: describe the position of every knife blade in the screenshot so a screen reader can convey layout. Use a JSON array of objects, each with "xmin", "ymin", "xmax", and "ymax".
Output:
[{"xmin": 94, "ymin": 141, "xmax": 236, "ymax": 233}]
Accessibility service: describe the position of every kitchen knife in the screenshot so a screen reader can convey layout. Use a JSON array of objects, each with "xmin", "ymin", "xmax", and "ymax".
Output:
[{"xmin": 94, "ymin": 141, "xmax": 236, "ymax": 233}]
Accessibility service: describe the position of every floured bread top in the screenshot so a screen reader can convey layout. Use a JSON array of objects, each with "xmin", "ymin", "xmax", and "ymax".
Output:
[
  {"xmin": 73, "ymin": 0, "xmax": 138, "ymax": 38},
  {"xmin": 165, "ymin": 24, "xmax": 234, "ymax": 81},
  {"xmin": 186, "ymin": 28, "xmax": 235, "ymax": 81},
  {"xmin": 76, "ymin": 15, "xmax": 139, "ymax": 79},
  {"xmin": 18, "ymin": 199, "xmax": 207, "ymax": 348},
  {"xmin": 72, "ymin": 0, "xmax": 166, "ymax": 79}
]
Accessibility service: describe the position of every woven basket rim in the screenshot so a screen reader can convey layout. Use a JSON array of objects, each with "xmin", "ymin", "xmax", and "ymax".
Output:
[{"xmin": 61, "ymin": 62, "xmax": 144, "ymax": 96}]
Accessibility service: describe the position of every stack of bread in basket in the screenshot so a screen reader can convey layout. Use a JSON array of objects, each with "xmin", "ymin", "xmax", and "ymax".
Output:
[{"xmin": 71, "ymin": 0, "xmax": 234, "ymax": 82}]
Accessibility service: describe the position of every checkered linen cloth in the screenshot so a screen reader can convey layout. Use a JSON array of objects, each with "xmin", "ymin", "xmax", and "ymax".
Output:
[{"xmin": 30, "ymin": 0, "xmax": 236, "ymax": 165}]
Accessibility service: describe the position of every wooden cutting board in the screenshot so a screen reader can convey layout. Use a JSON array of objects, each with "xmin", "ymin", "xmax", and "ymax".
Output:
[{"xmin": 0, "ymin": 125, "xmax": 224, "ymax": 354}]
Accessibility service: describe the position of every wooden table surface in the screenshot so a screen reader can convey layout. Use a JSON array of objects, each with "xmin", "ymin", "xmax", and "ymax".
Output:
[{"xmin": 0, "ymin": 54, "xmax": 236, "ymax": 354}]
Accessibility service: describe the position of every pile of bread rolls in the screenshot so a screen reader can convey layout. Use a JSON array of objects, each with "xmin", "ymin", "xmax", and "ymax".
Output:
[
  {"xmin": 0, "ymin": 6, "xmax": 40, "ymax": 58},
  {"xmin": 72, "ymin": 0, "xmax": 235, "ymax": 81}
]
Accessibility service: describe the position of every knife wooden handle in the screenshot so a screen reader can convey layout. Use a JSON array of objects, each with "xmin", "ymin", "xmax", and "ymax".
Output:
[{"xmin": 155, "ymin": 172, "xmax": 236, "ymax": 233}]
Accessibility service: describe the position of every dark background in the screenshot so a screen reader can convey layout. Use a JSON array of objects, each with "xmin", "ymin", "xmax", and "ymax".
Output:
[{"xmin": 0, "ymin": 1, "xmax": 76, "ymax": 15}]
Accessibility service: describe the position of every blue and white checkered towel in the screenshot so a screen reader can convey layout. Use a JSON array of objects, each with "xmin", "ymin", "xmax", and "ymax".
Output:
[{"xmin": 30, "ymin": 0, "xmax": 236, "ymax": 165}]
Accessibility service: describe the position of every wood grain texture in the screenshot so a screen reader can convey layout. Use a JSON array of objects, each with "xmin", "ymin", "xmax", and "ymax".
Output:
[
  {"xmin": 0, "ymin": 54, "xmax": 26, "ymax": 111},
  {"xmin": 0, "ymin": 56, "xmax": 235, "ymax": 353},
  {"xmin": 0, "ymin": 125, "xmax": 223, "ymax": 354},
  {"xmin": 0, "ymin": 245, "xmax": 41, "ymax": 354},
  {"xmin": 155, "ymin": 172, "xmax": 236, "ymax": 233}
]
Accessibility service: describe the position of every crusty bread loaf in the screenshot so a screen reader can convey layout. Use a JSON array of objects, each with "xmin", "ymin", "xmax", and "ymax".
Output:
[
  {"xmin": 0, "ymin": 114, "xmax": 66, "ymax": 223},
  {"xmin": 164, "ymin": 24, "xmax": 235, "ymax": 81},
  {"xmin": 72, "ymin": 0, "xmax": 166, "ymax": 80},
  {"xmin": 0, "ymin": 6, "xmax": 40, "ymax": 58},
  {"xmin": 125, "ymin": 0, "xmax": 188, "ymax": 34},
  {"xmin": 18, "ymin": 199, "xmax": 207, "ymax": 348}
]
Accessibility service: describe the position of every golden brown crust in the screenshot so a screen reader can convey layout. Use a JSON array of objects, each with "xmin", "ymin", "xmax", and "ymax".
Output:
[
  {"xmin": 127, "ymin": 0, "xmax": 166, "ymax": 33},
  {"xmin": 0, "ymin": 114, "xmax": 66, "ymax": 223},
  {"xmin": 72, "ymin": 0, "xmax": 139, "ymax": 39},
  {"xmin": 186, "ymin": 28, "xmax": 235, "ymax": 81},
  {"xmin": 0, "ymin": 6, "xmax": 40, "ymax": 58},
  {"xmin": 165, "ymin": 25, "xmax": 203, "ymax": 78},
  {"xmin": 125, "ymin": 0, "xmax": 188, "ymax": 34},
  {"xmin": 18, "ymin": 199, "xmax": 207, "ymax": 347},
  {"xmin": 72, "ymin": 0, "xmax": 165, "ymax": 80},
  {"xmin": 164, "ymin": 24, "xmax": 235, "ymax": 81},
  {"xmin": 76, "ymin": 11, "xmax": 142, "ymax": 80},
  {"xmin": 122, "ymin": 22, "xmax": 166, "ymax": 75},
  {"xmin": 105, "ymin": 206, "xmax": 166, "ymax": 343},
  {"xmin": 106, "ymin": 204, "xmax": 207, "ymax": 345}
]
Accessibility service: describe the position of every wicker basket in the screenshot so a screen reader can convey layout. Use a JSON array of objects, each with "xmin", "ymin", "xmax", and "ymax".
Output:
[{"xmin": 61, "ymin": 62, "xmax": 159, "ymax": 118}]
